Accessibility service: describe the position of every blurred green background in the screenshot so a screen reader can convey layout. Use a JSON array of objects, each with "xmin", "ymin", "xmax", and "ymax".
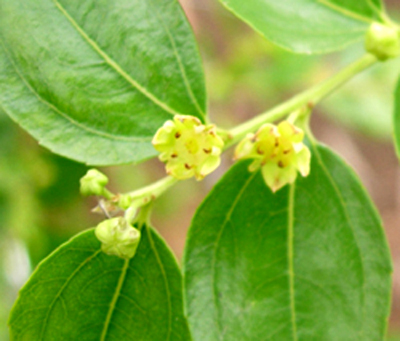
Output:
[{"xmin": 1, "ymin": 0, "xmax": 400, "ymax": 339}]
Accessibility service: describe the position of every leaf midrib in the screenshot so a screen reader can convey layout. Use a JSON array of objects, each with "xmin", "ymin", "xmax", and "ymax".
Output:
[
  {"xmin": 0, "ymin": 39, "xmax": 150, "ymax": 143},
  {"xmin": 288, "ymin": 143, "xmax": 366, "ymax": 340},
  {"xmin": 100, "ymin": 258, "xmax": 131, "ymax": 341},
  {"xmin": 210, "ymin": 170, "xmax": 299, "ymax": 340},
  {"xmin": 52, "ymin": 0, "xmax": 184, "ymax": 118},
  {"xmin": 148, "ymin": 0, "xmax": 206, "ymax": 118},
  {"xmin": 287, "ymin": 183, "xmax": 298, "ymax": 341},
  {"xmin": 311, "ymin": 143, "xmax": 367, "ymax": 336},
  {"xmin": 317, "ymin": 0, "xmax": 377, "ymax": 24}
]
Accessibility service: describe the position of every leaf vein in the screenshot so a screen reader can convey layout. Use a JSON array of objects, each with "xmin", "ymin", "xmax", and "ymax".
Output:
[
  {"xmin": 287, "ymin": 183, "xmax": 298, "ymax": 341},
  {"xmin": 146, "ymin": 228, "xmax": 173, "ymax": 341},
  {"xmin": 0, "ymin": 39, "xmax": 150, "ymax": 143},
  {"xmin": 317, "ymin": 0, "xmax": 374, "ymax": 24},
  {"xmin": 100, "ymin": 258, "xmax": 130, "ymax": 341},
  {"xmin": 149, "ymin": 0, "xmax": 206, "ymax": 118},
  {"xmin": 37, "ymin": 249, "xmax": 102, "ymax": 340},
  {"xmin": 311, "ymin": 143, "xmax": 366, "ymax": 337},
  {"xmin": 52, "ymin": 0, "xmax": 183, "ymax": 117},
  {"xmin": 211, "ymin": 172, "xmax": 257, "ymax": 340}
]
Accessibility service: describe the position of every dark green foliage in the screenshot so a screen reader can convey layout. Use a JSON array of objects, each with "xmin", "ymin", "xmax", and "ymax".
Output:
[
  {"xmin": 9, "ymin": 227, "xmax": 191, "ymax": 340},
  {"xmin": 184, "ymin": 144, "xmax": 392, "ymax": 340},
  {"xmin": 0, "ymin": 0, "xmax": 206, "ymax": 165},
  {"xmin": 219, "ymin": 0, "xmax": 384, "ymax": 53},
  {"xmin": 2, "ymin": 0, "xmax": 397, "ymax": 339}
]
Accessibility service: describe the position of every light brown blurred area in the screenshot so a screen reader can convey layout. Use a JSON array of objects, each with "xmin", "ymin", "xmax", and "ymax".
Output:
[{"xmin": 1, "ymin": 0, "xmax": 400, "ymax": 339}]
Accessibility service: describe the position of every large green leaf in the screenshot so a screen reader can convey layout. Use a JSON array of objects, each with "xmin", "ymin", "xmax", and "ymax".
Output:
[
  {"xmin": 0, "ymin": 0, "xmax": 205, "ymax": 165},
  {"xmin": 394, "ymin": 77, "xmax": 400, "ymax": 158},
  {"xmin": 218, "ymin": 0, "xmax": 384, "ymax": 54},
  {"xmin": 183, "ymin": 144, "xmax": 392, "ymax": 340},
  {"xmin": 9, "ymin": 227, "xmax": 191, "ymax": 340}
]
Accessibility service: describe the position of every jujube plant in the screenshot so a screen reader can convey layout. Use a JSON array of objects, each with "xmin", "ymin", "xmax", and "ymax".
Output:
[{"xmin": 1, "ymin": 0, "xmax": 399, "ymax": 340}]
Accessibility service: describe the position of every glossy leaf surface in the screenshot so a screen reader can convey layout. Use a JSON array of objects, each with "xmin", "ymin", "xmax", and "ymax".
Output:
[
  {"xmin": 0, "ymin": 0, "xmax": 205, "ymax": 165},
  {"xmin": 9, "ymin": 227, "xmax": 191, "ymax": 340},
  {"xmin": 219, "ymin": 0, "xmax": 384, "ymax": 54},
  {"xmin": 184, "ymin": 144, "xmax": 392, "ymax": 340}
]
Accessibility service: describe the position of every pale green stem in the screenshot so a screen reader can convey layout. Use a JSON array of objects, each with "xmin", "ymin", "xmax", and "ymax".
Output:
[
  {"xmin": 121, "ymin": 177, "xmax": 176, "ymax": 224},
  {"xmin": 102, "ymin": 188, "xmax": 115, "ymax": 200},
  {"xmin": 116, "ymin": 53, "xmax": 378, "ymax": 208},
  {"xmin": 136, "ymin": 202, "xmax": 154, "ymax": 230},
  {"xmin": 227, "ymin": 53, "xmax": 378, "ymax": 147},
  {"xmin": 123, "ymin": 175, "xmax": 177, "ymax": 204}
]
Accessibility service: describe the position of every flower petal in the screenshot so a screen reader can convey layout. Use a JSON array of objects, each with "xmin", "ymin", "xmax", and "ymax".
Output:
[{"xmin": 296, "ymin": 147, "xmax": 311, "ymax": 176}]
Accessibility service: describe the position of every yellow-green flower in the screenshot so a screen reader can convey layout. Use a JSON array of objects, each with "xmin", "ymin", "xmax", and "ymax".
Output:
[
  {"xmin": 152, "ymin": 115, "xmax": 224, "ymax": 180},
  {"xmin": 235, "ymin": 121, "xmax": 311, "ymax": 192}
]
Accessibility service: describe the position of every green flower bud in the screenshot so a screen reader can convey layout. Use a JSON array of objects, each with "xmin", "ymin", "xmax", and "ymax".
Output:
[
  {"xmin": 80, "ymin": 169, "xmax": 109, "ymax": 197},
  {"xmin": 95, "ymin": 217, "xmax": 141, "ymax": 259},
  {"xmin": 152, "ymin": 115, "xmax": 224, "ymax": 180},
  {"xmin": 235, "ymin": 121, "xmax": 311, "ymax": 192},
  {"xmin": 118, "ymin": 193, "xmax": 133, "ymax": 210},
  {"xmin": 365, "ymin": 23, "xmax": 400, "ymax": 61}
]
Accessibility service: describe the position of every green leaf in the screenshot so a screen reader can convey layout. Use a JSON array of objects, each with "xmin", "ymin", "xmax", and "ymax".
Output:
[
  {"xmin": 0, "ymin": 0, "xmax": 205, "ymax": 166},
  {"xmin": 218, "ymin": 0, "xmax": 384, "ymax": 54},
  {"xmin": 9, "ymin": 227, "xmax": 191, "ymax": 340},
  {"xmin": 183, "ymin": 144, "xmax": 392, "ymax": 340},
  {"xmin": 394, "ymin": 77, "xmax": 400, "ymax": 158}
]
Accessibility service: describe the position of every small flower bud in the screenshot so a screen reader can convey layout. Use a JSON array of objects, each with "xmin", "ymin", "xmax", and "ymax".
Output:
[
  {"xmin": 95, "ymin": 217, "xmax": 141, "ymax": 259},
  {"xmin": 118, "ymin": 194, "xmax": 133, "ymax": 210},
  {"xmin": 152, "ymin": 115, "xmax": 224, "ymax": 180},
  {"xmin": 235, "ymin": 121, "xmax": 311, "ymax": 192},
  {"xmin": 365, "ymin": 23, "xmax": 400, "ymax": 61},
  {"xmin": 80, "ymin": 169, "xmax": 109, "ymax": 197}
]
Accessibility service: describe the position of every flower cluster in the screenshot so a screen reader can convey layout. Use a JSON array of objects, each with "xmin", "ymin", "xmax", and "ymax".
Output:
[
  {"xmin": 235, "ymin": 121, "xmax": 311, "ymax": 192},
  {"xmin": 152, "ymin": 115, "xmax": 224, "ymax": 180}
]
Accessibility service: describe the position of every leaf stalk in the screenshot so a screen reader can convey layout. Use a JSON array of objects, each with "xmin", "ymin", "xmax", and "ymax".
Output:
[{"xmin": 226, "ymin": 53, "xmax": 378, "ymax": 147}]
